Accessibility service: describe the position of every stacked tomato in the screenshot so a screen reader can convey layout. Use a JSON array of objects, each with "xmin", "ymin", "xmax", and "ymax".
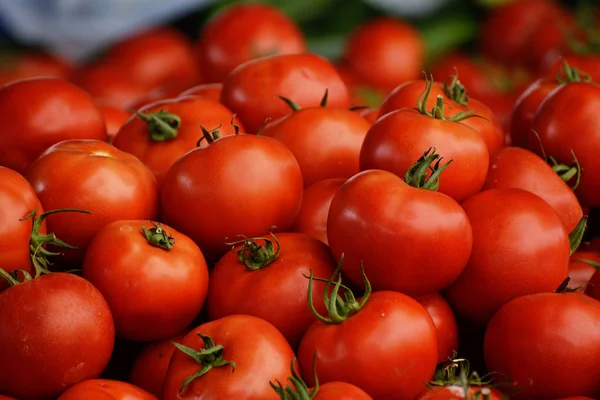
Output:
[{"xmin": 1, "ymin": 1, "xmax": 600, "ymax": 399}]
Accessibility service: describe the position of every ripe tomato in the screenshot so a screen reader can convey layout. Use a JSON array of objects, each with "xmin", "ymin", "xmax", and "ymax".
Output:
[
  {"xmin": 569, "ymin": 251, "xmax": 600, "ymax": 291},
  {"xmin": 112, "ymin": 95, "xmax": 244, "ymax": 185},
  {"xmin": 163, "ymin": 314, "xmax": 296, "ymax": 400},
  {"xmin": 297, "ymin": 269, "xmax": 438, "ymax": 400},
  {"xmin": 130, "ymin": 333, "xmax": 187, "ymax": 398},
  {"xmin": 126, "ymin": 82, "xmax": 192, "ymax": 111},
  {"xmin": 0, "ymin": 51, "xmax": 71, "ymax": 86},
  {"xmin": 179, "ymin": 82, "xmax": 223, "ymax": 102},
  {"xmin": 484, "ymin": 291, "xmax": 600, "ymax": 399},
  {"xmin": 0, "ymin": 273, "xmax": 115, "ymax": 400},
  {"xmin": 160, "ymin": 131, "xmax": 303, "ymax": 262},
  {"xmin": 356, "ymin": 107, "xmax": 379, "ymax": 125},
  {"xmin": 82, "ymin": 220, "xmax": 209, "ymax": 341},
  {"xmin": 530, "ymin": 82, "xmax": 600, "ymax": 207},
  {"xmin": 0, "ymin": 77, "xmax": 107, "ymax": 174},
  {"xmin": 327, "ymin": 167, "xmax": 472, "ymax": 298},
  {"xmin": 57, "ymin": 379, "xmax": 157, "ymax": 400},
  {"xmin": 197, "ymin": 3, "xmax": 306, "ymax": 83},
  {"xmin": 343, "ymin": 17, "xmax": 424, "ymax": 92},
  {"xmin": 26, "ymin": 140, "xmax": 158, "ymax": 267},
  {"xmin": 292, "ymin": 178, "xmax": 345, "ymax": 245},
  {"xmin": 261, "ymin": 104, "xmax": 370, "ymax": 187},
  {"xmin": 483, "ymin": 147, "xmax": 583, "ymax": 233},
  {"xmin": 444, "ymin": 188, "xmax": 570, "ymax": 326},
  {"xmin": 221, "ymin": 53, "xmax": 351, "ymax": 133},
  {"xmin": 96, "ymin": 103, "xmax": 130, "ymax": 142},
  {"xmin": 336, "ymin": 62, "xmax": 386, "ymax": 109},
  {"xmin": 417, "ymin": 293, "xmax": 459, "ymax": 364},
  {"xmin": 416, "ymin": 386, "xmax": 505, "ymax": 400},
  {"xmin": 208, "ymin": 232, "xmax": 336, "ymax": 349},
  {"xmin": 547, "ymin": 54, "xmax": 600, "ymax": 84}
]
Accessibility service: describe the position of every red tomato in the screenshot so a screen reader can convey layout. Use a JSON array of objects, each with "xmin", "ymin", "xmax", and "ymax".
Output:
[
  {"xmin": 197, "ymin": 3, "xmax": 306, "ymax": 83},
  {"xmin": 444, "ymin": 188, "xmax": 570, "ymax": 326},
  {"xmin": 343, "ymin": 17, "xmax": 424, "ymax": 92},
  {"xmin": 0, "ymin": 50, "xmax": 71, "ymax": 85},
  {"xmin": 530, "ymin": 82, "xmax": 600, "ymax": 207},
  {"xmin": 26, "ymin": 140, "xmax": 158, "ymax": 267},
  {"xmin": 96, "ymin": 103, "xmax": 130, "ymax": 142},
  {"xmin": 569, "ymin": 251, "xmax": 600, "ymax": 290},
  {"xmin": 163, "ymin": 314, "xmax": 296, "ymax": 400},
  {"xmin": 179, "ymin": 82, "xmax": 223, "ymax": 102},
  {"xmin": 220, "ymin": 53, "xmax": 351, "ymax": 133},
  {"xmin": 484, "ymin": 291, "xmax": 600, "ymax": 399},
  {"xmin": 82, "ymin": 220, "xmax": 209, "ymax": 341},
  {"xmin": 417, "ymin": 293, "xmax": 459, "ymax": 364},
  {"xmin": 336, "ymin": 62, "xmax": 386, "ymax": 109},
  {"xmin": 261, "ymin": 105, "xmax": 370, "ymax": 187},
  {"xmin": 112, "ymin": 95, "xmax": 244, "ymax": 185},
  {"xmin": 0, "ymin": 396, "xmax": 17, "ymax": 400},
  {"xmin": 208, "ymin": 232, "xmax": 336, "ymax": 349},
  {"xmin": 160, "ymin": 131, "xmax": 303, "ymax": 262},
  {"xmin": 126, "ymin": 82, "xmax": 192, "ymax": 111},
  {"xmin": 130, "ymin": 333, "xmax": 187, "ymax": 398},
  {"xmin": 483, "ymin": 147, "xmax": 583, "ymax": 233},
  {"xmin": 547, "ymin": 54, "xmax": 600, "ymax": 83},
  {"xmin": 0, "ymin": 77, "xmax": 107, "ymax": 174},
  {"xmin": 327, "ymin": 167, "xmax": 472, "ymax": 299},
  {"xmin": 356, "ymin": 107, "xmax": 379, "ymax": 125},
  {"xmin": 57, "ymin": 379, "xmax": 157, "ymax": 400},
  {"xmin": 0, "ymin": 273, "xmax": 115, "ymax": 400},
  {"xmin": 416, "ymin": 386, "xmax": 505, "ymax": 400},
  {"xmin": 292, "ymin": 178, "xmax": 345, "ymax": 245}
]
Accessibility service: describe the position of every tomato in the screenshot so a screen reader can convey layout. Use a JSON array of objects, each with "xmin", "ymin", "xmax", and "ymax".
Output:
[
  {"xmin": 417, "ymin": 293, "xmax": 459, "ymax": 364},
  {"xmin": 483, "ymin": 147, "xmax": 583, "ymax": 233},
  {"xmin": 336, "ymin": 62, "xmax": 386, "ymax": 109},
  {"xmin": 297, "ymin": 268, "xmax": 438, "ymax": 400},
  {"xmin": 292, "ymin": 178, "xmax": 345, "ymax": 245},
  {"xmin": 416, "ymin": 385, "xmax": 505, "ymax": 400},
  {"xmin": 97, "ymin": 104, "xmax": 130, "ymax": 142},
  {"xmin": 103, "ymin": 27, "xmax": 200, "ymax": 90},
  {"xmin": 197, "ymin": 3, "xmax": 306, "ymax": 83},
  {"xmin": 130, "ymin": 333, "xmax": 187, "ymax": 398},
  {"xmin": 569, "ymin": 251, "xmax": 600, "ymax": 290},
  {"xmin": 163, "ymin": 314, "xmax": 296, "ymax": 400},
  {"xmin": 362, "ymin": 80, "xmax": 489, "ymax": 203},
  {"xmin": 112, "ymin": 95, "xmax": 244, "ymax": 185},
  {"xmin": 0, "ymin": 51, "xmax": 71, "ymax": 86},
  {"xmin": 220, "ymin": 53, "xmax": 351, "ymax": 133},
  {"xmin": 343, "ymin": 17, "xmax": 424, "ymax": 93},
  {"xmin": 0, "ymin": 396, "xmax": 17, "ymax": 400},
  {"xmin": 530, "ymin": 82, "xmax": 600, "ymax": 207},
  {"xmin": 179, "ymin": 82, "xmax": 223, "ymax": 102},
  {"xmin": 261, "ymin": 103, "xmax": 370, "ymax": 187},
  {"xmin": 57, "ymin": 379, "xmax": 157, "ymax": 400},
  {"xmin": 160, "ymin": 130, "xmax": 303, "ymax": 262},
  {"xmin": 0, "ymin": 77, "xmax": 107, "ymax": 174},
  {"xmin": 547, "ymin": 54, "xmax": 600, "ymax": 84},
  {"xmin": 126, "ymin": 83, "xmax": 192, "ymax": 111},
  {"xmin": 208, "ymin": 232, "xmax": 336, "ymax": 349},
  {"xmin": 26, "ymin": 140, "xmax": 158, "ymax": 267},
  {"xmin": 356, "ymin": 107, "xmax": 379, "ymax": 125},
  {"xmin": 444, "ymin": 188, "xmax": 570, "ymax": 326},
  {"xmin": 484, "ymin": 291, "xmax": 600, "ymax": 399},
  {"xmin": 0, "ymin": 273, "xmax": 115, "ymax": 400},
  {"xmin": 526, "ymin": 13, "xmax": 577, "ymax": 75},
  {"xmin": 82, "ymin": 220, "xmax": 209, "ymax": 341}
]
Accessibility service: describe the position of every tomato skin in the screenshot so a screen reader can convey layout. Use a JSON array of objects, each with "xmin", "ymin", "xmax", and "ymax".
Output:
[
  {"xmin": 444, "ymin": 188, "xmax": 570, "ymax": 326},
  {"xmin": 357, "ymin": 108, "xmax": 379, "ymax": 125},
  {"xmin": 416, "ymin": 386, "xmax": 504, "ymax": 400},
  {"xmin": 483, "ymin": 146, "xmax": 583, "ymax": 233},
  {"xmin": 547, "ymin": 54, "xmax": 600, "ymax": 84},
  {"xmin": 220, "ymin": 53, "xmax": 351, "ymax": 133},
  {"xmin": 417, "ymin": 293, "xmax": 459, "ymax": 364},
  {"xmin": 327, "ymin": 169, "xmax": 472, "ymax": 298},
  {"xmin": 26, "ymin": 140, "xmax": 158, "ymax": 267},
  {"xmin": 0, "ymin": 396, "xmax": 17, "ymax": 400},
  {"xmin": 112, "ymin": 95, "xmax": 244, "ymax": 185},
  {"xmin": 298, "ymin": 291, "xmax": 438, "ymax": 400},
  {"xmin": 569, "ymin": 251, "xmax": 600, "ymax": 291},
  {"xmin": 261, "ymin": 107, "xmax": 370, "ymax": 187},
  {"xmin": 97, "ymin": 103, "xmax": 130, "ymax": 142},
  {"xmin": 57, "ymin": 379, "xmax": 157, "ymax": 400},
  {"xmin": 360, "ymin": 109, "xmax": 489, "ymax": 203},
  {"xmin": 207, "ymin": 232, "xmax": 336, "ymax": 349},
  {"xmin": 179, "ymin": 82, "xmax": 223, "ymax": 102},
  {"xmin": 82, "ymin": 220, "xmax": 209, "ymax": 341},
  {"xmin": 0, "ymin": 77, "xmax": 107, "ymax": 174},
  {"xmin": 344, "ymin": 17, "xmax": 424, "ymax": 92},
  {"xmin": 530, "ymin": 82, "xmax": 600, "ymax": 207},
  {"xmin": 160, "ymin": 134, "xmax": 303, "ymax": 262},
  {"xmin": 163, "ymin": 315, "xmax": 296, "ymax": 400},
  {"xmin": 484, "ymin": 292, "xmax": 600, "ymax": 399},
  {"xmin": 292, "ymin": 178, "xmax": 345, "ymax": 245},
  {"xmin": 0, "ymin": 273, "xmax": 115, "ymax": 400},
  {"xmin": 0, "ymin": 51, "xmax": 71, "ymax": 85},
  {"xmin": 197, "ymin": 3, "xmax": 306, "ymax": 83},
  {"xmin": 313, "ymin": 382, "xmax": 373, "ymax": 399}
]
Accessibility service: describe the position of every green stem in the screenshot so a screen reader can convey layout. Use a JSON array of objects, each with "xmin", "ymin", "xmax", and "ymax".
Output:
[
  {"xmin": 270, "ymin": 355, "xmax": 319, "ymax": 400},
  {"xmin": 141, "ymin": 222, "xmax": 175, "ymax": 250},
  {"xmin": 197, "ymin": 125, "xmax": 222, "ymax": 147},
  {"xmin": 319, "ymin": 89, "xmax": 328, "ymax": 107},
  {"xmin": 404, "ymin": 147, "xmax": 453, "ymax": 191},
  {"xmin": 135, "ymin": 109, "xmax": 181, "ymax": 142},
  {"xmin": 556, "ymin": 59, "xmax": 592, "ymax": 84},
  {"xmin": 224, "ymin": 228, "xmax": 281, "ymax": 270},
  {"xmin": 443, "ymin": 70, "xmax": 469, "ymax": 106},
  {"xmin": 278, "ymin": 96, "xmax": 302, "ymax": 112},
  {"xmin": 569, "ymin": 216, "xmax": 588, "ymax": 256},
  {"xmin": 571, "ymin": 258, "xmax": 600, "ymax": 268},
  {"xmin": 547, "ymin": 151, "xmax": 581, "ymax": 191},
  {"xmin": 417, "ymin": 74, "xmax": 483, "ymax": 123}
]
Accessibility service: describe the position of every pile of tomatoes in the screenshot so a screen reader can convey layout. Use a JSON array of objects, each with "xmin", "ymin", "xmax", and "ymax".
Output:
[{"xmin": 2, "ymin": 0, "xmax": 600, "ymax": 399}]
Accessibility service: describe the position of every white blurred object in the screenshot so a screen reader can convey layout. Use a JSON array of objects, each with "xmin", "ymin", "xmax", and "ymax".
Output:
[
  {"xmin": 363, "ymin": 0, "xmax": 450, "ymax": 16},
  {"xmin": 0, "ymin": 0, "xmax": 215, "ymax": 62}
]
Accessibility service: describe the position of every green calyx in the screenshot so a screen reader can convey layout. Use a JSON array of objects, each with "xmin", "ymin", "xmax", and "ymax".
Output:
[
  {"xmin": 417, "ymin": 74, "xmax": 482, "ymax": 123},
  {"xmin": 279, "ymin": 90, "xmax": 328, "ymax": 112},
  {"xmin": 197, "ymin": 124, "xmax": 222, "ymax": 147},
  {"xmin": 172, "ymin": 333, "xmax": 236, "ymax": 394},
  {"xmin": 532, "ymin": 131, "xmax": 582, "ymax": 190},
  {"xmin": 135, "ymin": 109, "xmax": 182, "ymax": 142},
  {"xmin": 224, "ymin": 228, "xmax": 281, "ymax": 271},
  {"xmin": 443, "ymin": 70, "xmax": 469, "ymax": 106},
  {"xmin": 569, "ymin": 216, "xmax": 588, "ymax": 256},
  {"xmin": 555, "ymin": 59, "xmax": 592, "ymax": 84},
  {"xmin": 305, "ymin": 253, "xmax": 371, "ymax": 324},
  {"xmin": 270, "ymin": 355, "xmax": 320, "ymax": 400},
  {"xmin": 142, "ymin": 222, "xmax": 175, "ymax": 250},
  {"xmin": 404, "ymin": 147, "xmax": 453, "ymax": 191}
]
